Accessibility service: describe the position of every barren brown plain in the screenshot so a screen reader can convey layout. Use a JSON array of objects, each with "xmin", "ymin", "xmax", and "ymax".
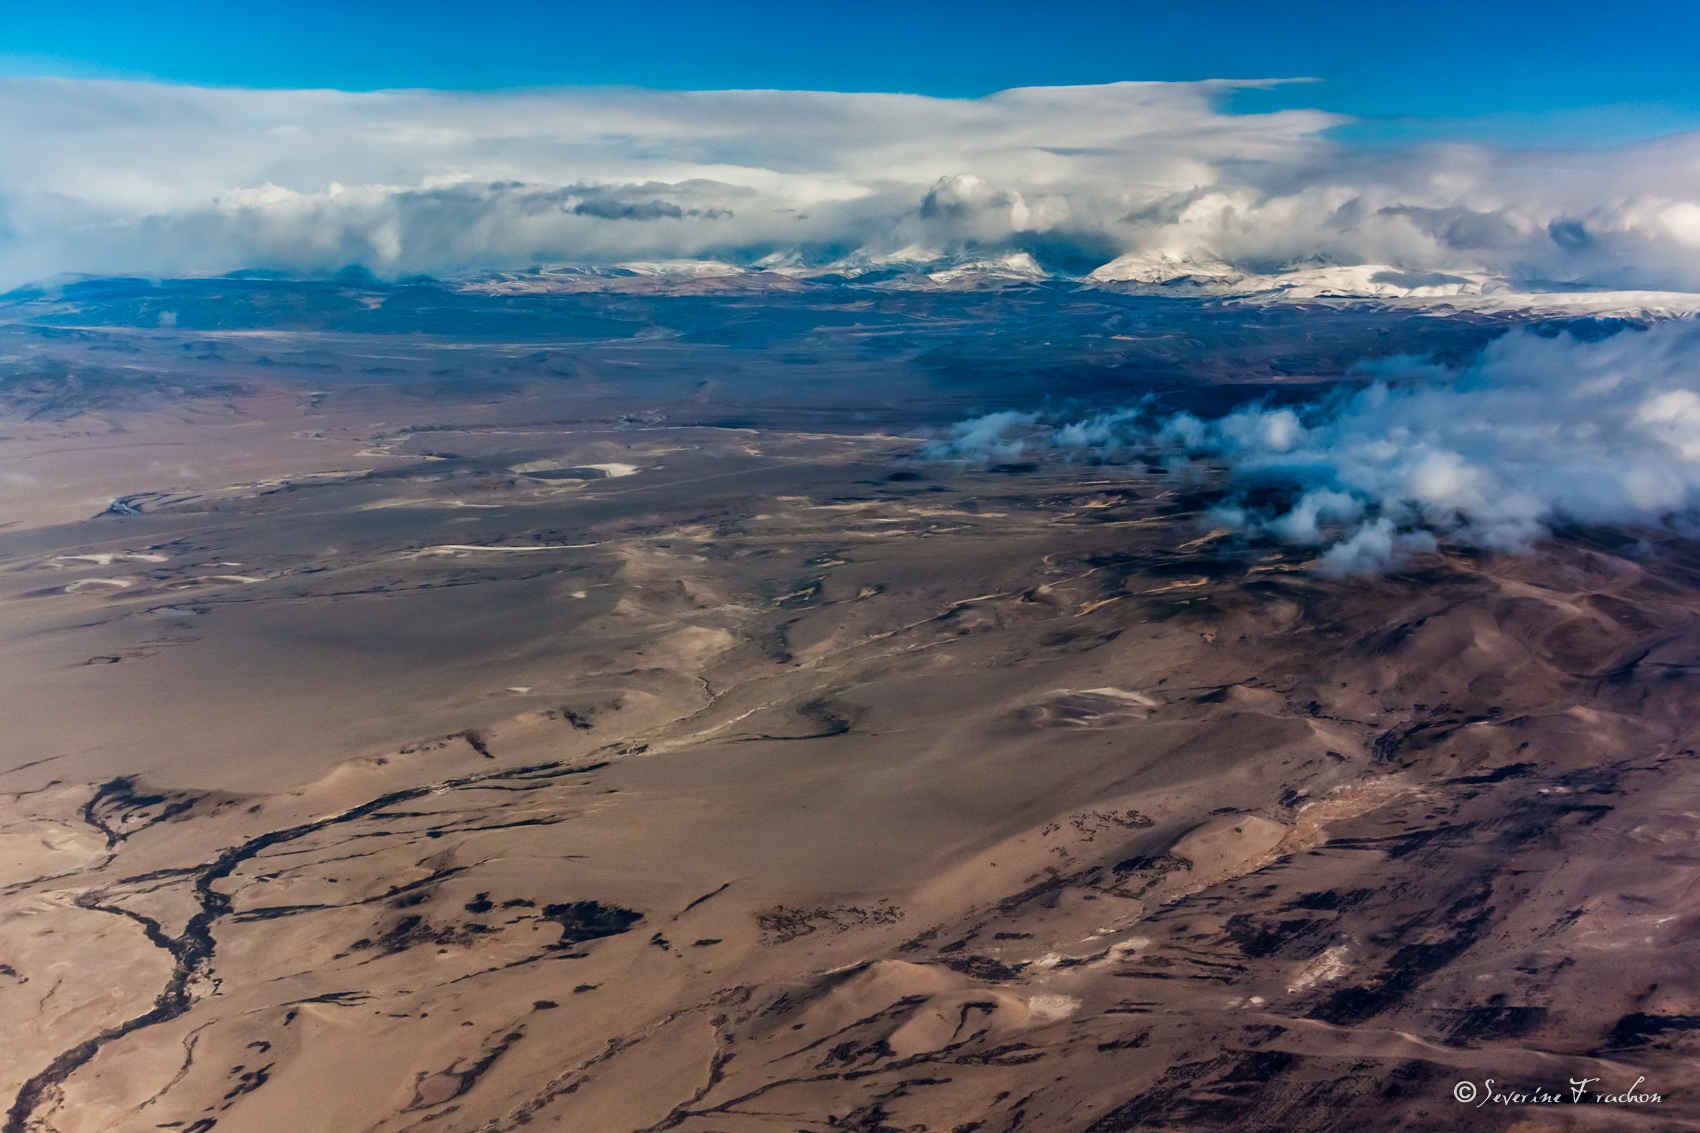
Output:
[{"xmin": 3, "ymin": 296, "xmax": 1700, "ymax": 1133}]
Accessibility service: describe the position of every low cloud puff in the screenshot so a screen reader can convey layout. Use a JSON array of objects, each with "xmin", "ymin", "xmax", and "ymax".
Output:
[
  {"xmin": 3, "ymin": 78, "xmax": 1700, "ymax": 290},
  {"xmin": 927, "ymin": 322, "xmax": 1700, "ymax": 571}
]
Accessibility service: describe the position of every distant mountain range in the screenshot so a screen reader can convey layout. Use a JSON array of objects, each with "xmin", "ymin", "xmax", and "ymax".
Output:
[
  {"xmin": 452, "ymin": 254, "xmax": 1700, "ymax": 316},
  {"xmin": 11, "ymin": 265, "xmax": 1677, "ymax": 341}
]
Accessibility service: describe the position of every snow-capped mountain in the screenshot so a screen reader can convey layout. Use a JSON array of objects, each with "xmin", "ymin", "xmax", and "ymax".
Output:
[{"xmin": 447, "ymin": 250, "xmax": 1700, "ymax": 315}]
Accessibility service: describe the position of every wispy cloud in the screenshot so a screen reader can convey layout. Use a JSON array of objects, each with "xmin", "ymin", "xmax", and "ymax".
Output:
[{"xmin": 2, "ymin": 77, "xmax": 1699, "ymax": 290}]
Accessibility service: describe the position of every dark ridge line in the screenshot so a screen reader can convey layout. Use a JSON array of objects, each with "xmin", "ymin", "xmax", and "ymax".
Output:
[
  {"xmin": 401, "ymin": 1029, "xmax": 526, "ymax": 1113},
  {"xmin": 284, "ymin": 990, "xmax": 373, "ymax": 1006},
  {"xmin": 674, "ymin": 882, "xmax": 731, "ymax": 920},
  {"xmin": 636, "ymin": 1049, "xmax": 741, "ymax": 1133},
  {"xmin": 0, "ymin": 779, "xmax": 70, "ymax": 805},
  {"xmin": 121, "ymin": 574, "xmax": 507, "ymax": 609},
  {"xmin": 500, "ymin": 1035, "xmax": 641, "ymax": 1129},
  {"xmin": 433, "ymin": 817, "xmax": 568, "ymax": 835},
  {"xmin": 76, "ymin": 897, "xmax": 177, "ymax": 952},
  {"xmin": 326, "ymin": 816, "xmax": 574, "ymax": 845},
  {"xmin": 134, "ymin": 1019, "xmax": 214, "ymax": 1116},
  {"xmin": 443, "ymin": 952, "xmax": 551, "ymax": 985},
  {"xmin": 116, "ymin": 866, "xmax": 205, "ymax": 885},
  {"xmin": 4, "ymin": 758, "xmax": 605, "ymax": 1133},
  {"xmin": 232, "ymin": 864, "xmax": 474, "ymax": 922},
  {"xmin": 652, "ymin": 1004, "xmax": 1026, "ymax": 1131},
  {"xmin": 766, "ymin": 993, "xmax": 929, "ymax": 1064},
  {"xmin": 231, "ymin": 903, "xmax": 330, "ymax": 922},
  {"xmin": 0, "ymin": 753, "xmax": 68, "ymax": 778},
  {"xmin": 714, "ymin": 727, "xmax": 851, "ymax": 743},
  {"xmin": 1, "ymin": 868, "xmax": 85, "ymax": 897}
]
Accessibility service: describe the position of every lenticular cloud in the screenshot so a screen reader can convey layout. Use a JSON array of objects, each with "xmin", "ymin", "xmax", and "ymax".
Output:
[
  {"xmin": 2, "ymin": 77, "xmax": 1700, "ymax": 290},
  {"xmin": 930, "ymin": 322, "xmax": 1700, "ymax": 571}
]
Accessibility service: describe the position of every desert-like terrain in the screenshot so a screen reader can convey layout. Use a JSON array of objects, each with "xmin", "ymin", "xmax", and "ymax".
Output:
[{"xmin": 3, "ymin": 280, "xmax": 1699, "ymax": 1132}]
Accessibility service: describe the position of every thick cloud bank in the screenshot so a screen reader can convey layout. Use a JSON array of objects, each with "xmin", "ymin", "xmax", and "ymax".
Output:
[
  {"xmin": 3, "ymin": 78, "xmax": 1700, "ymax": 291},
  {"xmin": 927, "ymin": 322, "xmax": 1700, "ymax": 571}
]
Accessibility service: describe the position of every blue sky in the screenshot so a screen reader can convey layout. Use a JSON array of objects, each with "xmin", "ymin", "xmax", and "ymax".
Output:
[{"xmin": 4, "ymin": 0, "xmax": 1699, "ymax": 145}]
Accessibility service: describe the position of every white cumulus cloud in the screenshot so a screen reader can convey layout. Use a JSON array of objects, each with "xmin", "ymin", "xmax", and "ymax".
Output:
[
  {"xmin": 3, "ymin": 77, "xmax": 1700, "ymax": 291},
  {"xmin": 929, "ymin": 322, "xmax": 1700, "ymax": 571}
]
